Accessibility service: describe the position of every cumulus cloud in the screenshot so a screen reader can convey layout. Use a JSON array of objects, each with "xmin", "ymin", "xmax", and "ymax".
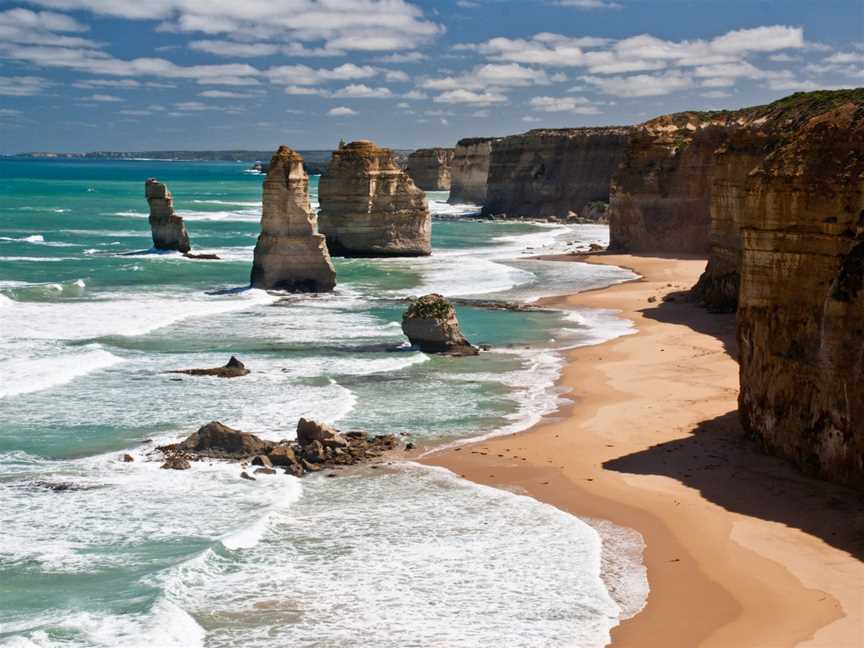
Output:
[
  {"xmin": 529, "ymin": 95, "xmax": 600, "ymax": 113},
  {"xmin": 0, "ymin": 8, "xmax": 96, "ymax": 48},
  {"xmin": 199, "ymin": 89, "xmax": 261, "ymax": 98},
  {"xmin": 582, "ymin": 71, "xmax": 693, "ymax": 97},
  {"xmin": 189, "ymin": 40, "xmax": 344, "ymax": 58},
  {"xmin": 327, "ymin": 106, "xmax": 357, "ymax": 116},
  {"xmin": 332, "ymin": 84, "xmax": 392, "ymax": 98},
  {"xmin": 266, "ymin": 63, "xmax": 379, "ymax": 85},
  {"xmin": 433, "ymin": 89, "xmax": 507, "ymax": 105},
  {"xmin": 557, "ymin": 0, "xmax": 622, "ymax": 9},
  {"xmin": 83, "ymin": 93, "xmax": 123, "ymax": 101}
]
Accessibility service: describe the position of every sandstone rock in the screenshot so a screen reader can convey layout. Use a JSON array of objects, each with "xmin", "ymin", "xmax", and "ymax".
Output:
[
  {"xmin": 120, "ymin": 453, "xmax": 134, "ymax": 462},
  {"xmin": 174, "ymin": 421, "xmax": 272, "ymax": 459},
  {"xmin": 250, "ymin": 145, "xmax": 336, "ymax": 292},
  {"xmin": 318, "ymin": 140, "xmax": 431, "ymax": 257},
  {"xmin": 169, "ymin": 356, "xmax": 250, "ymax": 378},
  {"xmin": 483, "ymin": 128, "xmax": 632, "ymax": 219},
  {"xmin": 406, "ymin": 147, "xmax": 454, "ymax": 190},
  {"xmin": 734, "ymin": 92, "xmax": 864, "ymax": 487},
  {"xmin": 251, "ymin": 454, "xmax": 273, "ymax": 469},
  {"xmin": 401, "ymin": 293, "xmax": 478, "ymax": 355},
  {"xmin": 161, "ymin": 457, "xmax": 191, "ymax": 470},
  {"xmin": 448, "ymin": 138, "xmax": 494, "ymax": 205},
  {"xmin": 296, "ymin": 418, "xmax": 348, "ymax": 448},
  {"xmin": 267, "ymin": 445, "xmax": 299, "ymax": 467},
  {"xmin": 145, "ymin": 178, "xmax": 191, "ymax": 253}
]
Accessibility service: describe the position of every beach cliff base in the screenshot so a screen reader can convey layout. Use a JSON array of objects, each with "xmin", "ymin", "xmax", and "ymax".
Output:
[{"xmin": 423, "ymin": 254, "xmax": 864, "ymax": 648}]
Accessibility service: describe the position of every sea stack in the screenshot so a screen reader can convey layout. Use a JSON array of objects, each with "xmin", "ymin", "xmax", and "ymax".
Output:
[
  {"xmin": 448, "ymin": 138, "xmax": 495, "ymax": 205},
  {"xmin": 318, "ymin": 140, "xmax": 431, "ymax": 257},
  {"xmin": 401, "ymin": 293, "xmax": 478, "ymax": 355},
  {"xmin": 250, "ymin": 146, "xmax": 336, "ymax": 292},
  {"xmin": 406, "ymin": 147, "xmax": 454, "ymax": 191},
  {"xmin": 145, "ymin": 178, "xmax": 191, "ymax": 253}
]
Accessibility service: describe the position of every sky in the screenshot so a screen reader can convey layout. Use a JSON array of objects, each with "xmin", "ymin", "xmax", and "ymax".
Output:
[{"xmin": 0, "ymin": 0, "xmax": 862, "ymax": 153}]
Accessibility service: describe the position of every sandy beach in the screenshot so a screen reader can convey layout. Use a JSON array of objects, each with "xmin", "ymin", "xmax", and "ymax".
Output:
[{"xmin": 422, "ymin": 254, "xmax": 864, "ymax": 647}]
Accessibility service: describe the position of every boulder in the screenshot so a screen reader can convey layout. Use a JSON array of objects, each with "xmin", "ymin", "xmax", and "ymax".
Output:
[
  {"xmin": 145, "ymin": 178, "xmax": 191, "ymax": 253},
  {"xmin": 161, "ymin": 457, "xmax": 191, "ymax": 470},
  {"xmin": 169, "ymin": 356, "xmax": 250, "ymax": 378},
  {"xmin": 267, "ymin": 445, "xmax": 299, "ymax": 467},
  {"xmin": 296, "ymin": 417, "xmax": 349, "ymax": 447},
  {"xmin": 174, "ymin": 421, "xmax": 272, "ymax": 459},
  {"xmin": 250, "ymin": 145, "xmax": 336, "ymax": 292},
  {"xmin": 318, "ymin": 140, "xmax": 431, "ymax": 257},
  {"xmin": 251, "ymin": 454, "xmax": 273, "ymax": 469},
  {"xmin": 401, "ymin": 293, "xmax": 478, "ymax": 355}
]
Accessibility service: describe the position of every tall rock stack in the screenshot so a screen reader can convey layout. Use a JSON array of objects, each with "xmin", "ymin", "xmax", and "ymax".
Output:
[
  {"xmin": 448, "ymin": 138, "xmax": 495, "ymax": 205},
  {"xmin": 735, "ymin": 96, "xmax": 864, "ymax": 487},
  {"xmin": 406, "ymin": 147, "xmax": 454, "ymax": 191},
  {"xmin": 482, "ymin": 128, "xmax": 632, "ymax": 220},
  {"xmin": 145, "ymin": 178, "xmax": 191, "ymax": 253},
  {"xmin": 250, "ymin": 146, "xmax": 336, "ymax": 292},
  {"xmin": 317, "ymin": 140, "xmax": 431, "ymax": 257}
]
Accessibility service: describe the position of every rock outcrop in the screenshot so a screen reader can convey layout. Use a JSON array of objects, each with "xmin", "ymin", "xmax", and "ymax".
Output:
[
  {"xmin": 402, "ymin": 293, "xmax": 478, "ymax": 355},
  {"xmin": 483, "ymin": 128, "xmax": 632, "ymax": 220},
  {"xmin": 406, "ymin": 147, "xmax": 454, "ymax": 190},
  {"xmin": 317, "ymin": 140, "xmax": 431, "ymax": 257},
  {"xmin": 169, "ymin": 356, "xmax": 250, "ymax": 378},
  {"xmin": 448, "ymin": 138, "xmax": 495, "ymax": 205},
  {"xmin": 250, "ymin": 145, "xmax": 336, "ymax": 292},
  {"xmin": 734, "ymin": 94, "xmax": 864, "ymax": 487},
  {"xmin": 145, "ymin": 178, "xmax": 191, "ymax": 253},
  {"xmin": 155, "ymin": 419, "xmax": 399, "ymax": 477}
]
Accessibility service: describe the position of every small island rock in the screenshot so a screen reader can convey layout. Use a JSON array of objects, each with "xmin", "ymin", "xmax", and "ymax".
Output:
[{"xmin": 401, "ymin": 293, "xmax": 479, "ymax": 355}]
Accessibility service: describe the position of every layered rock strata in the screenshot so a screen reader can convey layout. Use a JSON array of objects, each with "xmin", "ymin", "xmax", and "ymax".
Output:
[
  {"xmin": 448, "ymin": 138, "xmax": 494, "ymax": 205},
  {"xmin": 406, "ymin": 147, "xmax": 454, "ymax": 190},
  {"xmin": 402, "ymin": 293, "xmax": 478, "ymax": 355},
  {"xmin": 318, "ymin": 140, "xmax": 431, "ymax": 257},
  {"xmin": 250, "ymin": 146, "xmax": 336, "ymax": 291},
  {"xmin": 483, "ymin": 128, "xmax": 632, "ymax": 220},
  {"xmin": 735, "ymin": 97, "xmax": 864, "ymax": 487},
  {"xmin": 145, "ymin": 178, "xmax": 191, "ymax": 253}
]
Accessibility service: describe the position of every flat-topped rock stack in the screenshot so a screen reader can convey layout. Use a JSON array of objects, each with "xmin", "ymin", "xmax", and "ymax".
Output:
[
  {"xmin": 406, "ymin": 147, "xmax": 454, "ymax": 191},
  {"xmin": 250, "ymin": 145, "xmax": 336, "ymax": 292},
  {"xmin": 318, "ymin": 140, "xmax": 431, "ymax": 257},
  {"xmin": 145, "ymin": 178, "xmax": 191, "ymax": 253},
  {"xmin": 402, "ymin": 293, "xmax": 478, "ymax": 356},
  {"xmin": 448, "ymin": 138, "xmax": 495, "ymax": 205},
  {"xmin": 483, "ymin": 127, "xmax": 633, "ymax": 220}
]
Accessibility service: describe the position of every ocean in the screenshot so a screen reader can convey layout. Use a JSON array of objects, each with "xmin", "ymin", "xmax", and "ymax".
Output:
[{"xmin": 0, "ymin": 159, "xmax": 647, "ymax": 647}]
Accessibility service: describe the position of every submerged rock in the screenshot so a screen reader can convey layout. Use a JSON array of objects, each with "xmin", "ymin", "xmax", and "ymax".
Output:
[
  {"xmin": 169, "ymin": 356, "xmax": 250, "ymax": 378},
  {"xmin": 401, "ymin": 293, "xmax": 478, "ymax": 355},
  {"xmin": 406, "ymin": 147, "xmax": 454, "ymax": 191},
  {"xmin": 318, "ymin": 140, "xmax": 431, "ymax": 257},
  {"xmin": 250, "ymin": 145, "xmax": 336, "ymax": 292},
  {"xmin": 160, "ymin": 457, "xmax": 191, "ymax": 470},
  {"xmin": 145, "ymin": 178, "xmax": 191, "ymax": 253}
]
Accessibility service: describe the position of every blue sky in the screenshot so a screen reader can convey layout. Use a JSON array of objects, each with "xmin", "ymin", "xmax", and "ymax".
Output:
[{"xmin": 0, "ymin": 0, "xmax": 861, "ymax": 153}]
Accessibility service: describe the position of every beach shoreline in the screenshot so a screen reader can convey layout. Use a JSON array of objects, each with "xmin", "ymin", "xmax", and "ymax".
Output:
[{"xmin": 421, "ymin": 253, "xmax": 864, "ymax": 648}]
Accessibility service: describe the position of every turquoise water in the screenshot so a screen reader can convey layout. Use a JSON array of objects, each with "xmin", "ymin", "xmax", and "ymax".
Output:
[{"xmin": 0, "ymin": 159, "xmax": 645, "ymax": 647}]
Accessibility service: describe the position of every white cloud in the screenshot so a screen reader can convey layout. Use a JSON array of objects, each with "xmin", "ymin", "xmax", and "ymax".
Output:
[
  {"xmin": 265, "ymin": 63, "xmax": 378, "ymax": 86},
  {"xmin": 332, "ymin": 84, "xmax": 392, "ymax": 98},
  {"xmin": 582, "ymin": 71, "xmax": 693, "ymax": 96},
  {"xmin": 199, "ymin": 89, "xmax": 260, "ymax": 98},
  {"xmin": 385, "ymin": 70, "xmax": 410, "ymax": 82},
  {"xmin": 283, "ymin": 85, "xmax": 325, "ymax": 95},
  {"xmin": 327, "ymin": 106, "xmax": 357, "ymax": 116},
  {"xmin": 0, "ymin": 8, "xmax": 96, "ymax": 48},
  {"xmin": 522, "ymin": 115, "xmax": 542, "ymax": 122},
  {"xmin": 189, "ymin": 40, "xmax": 343, "ymax": 58},
  {"xmin": 529, "ymin": 95, "xmax": 600, "ymax": 113},
  {"xmin": 73, "ymin": 78, "xmax": 140, "ymax": 88},
  {"xmin": 376, "ymin": 52, "xmax": 426, "ymax": 63},
  {"xmin": 701, "ymin": 90, "xmax": 732, "ymax": 98},
  {"xmin": 0, "ymin": 75, "xmax": 50, "ymax": 96},
  {"xmin": 83, "ymin": 93, "xmax": 123, "ymax": 102},
  {"xmin": 433, "ymin": 89, "xmax": 507, "ymax": 105},
  {"xmin": 557, "ymin": 0, "xmax": 622, "ymax": 9},
  {"xmin": 402, "ymin": 89, "xmax": 428, "ymax": 100}
]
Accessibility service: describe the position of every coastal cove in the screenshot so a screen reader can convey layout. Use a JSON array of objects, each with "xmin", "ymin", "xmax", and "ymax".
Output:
[{"xmin": 2, "ymin": 159, "xmax": 649, "ymax": 647}]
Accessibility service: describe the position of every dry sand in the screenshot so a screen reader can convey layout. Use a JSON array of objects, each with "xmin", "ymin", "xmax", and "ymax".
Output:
[{"xmin": 422, "ymin": 254, "xmax": 864, "ymax": 648}]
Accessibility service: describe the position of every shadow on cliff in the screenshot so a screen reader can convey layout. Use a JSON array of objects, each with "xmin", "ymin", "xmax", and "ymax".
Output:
[{"xmin": 604, "ymin": 410, "xmax": 864, "ymax": 559}]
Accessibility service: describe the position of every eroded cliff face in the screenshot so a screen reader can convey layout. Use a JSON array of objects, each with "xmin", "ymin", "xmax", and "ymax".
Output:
[
  {"xmin": 145, "ymin": 178, "xmax": 191, "ymax": 253},
  {"xmin": 318, "ymin": 140, "xmax": 431, "ymax": 257},
  {"xmin": 448, "ymin": 138, "xmax": 494, "ymax": 205},
  {"xmin": 736, "ymin": 101, "xmax": 864, "ymax": 487},
  {"xmin": 483, "ymin": 128, "xmax": 632, "ymax": 220},
  {"xmin": 406, "ymin": 147, "xmax": 454, "ymax": 191},
  {"xmin": 250, "ymin": 146, "xmax": 336, "ymax": 292}
]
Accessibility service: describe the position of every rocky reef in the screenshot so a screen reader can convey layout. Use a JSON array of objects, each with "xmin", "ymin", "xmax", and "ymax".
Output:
[
  {"xmin": 318, "ymin": 140, "xmax": 431, "ymax": 257},
  {"xmin": 145, "ymin": 178, "xmax": 191, "ymax": 253},
  {"xmin": 483, "ymin": 128, "xmax": 632, "ymax": 220},
  {"xmin": 156, "ymin": 419, "xmax": 399, "ymax": 477},
  {"xmin": 402, "ymin": 293, "xmax": 478, "ymax": 355},
  {"xmin": 448, "ymin": 137, "xmax": 495, "ymax": 205},
  {"xmin": 406, "ymin": 147, "xmax": 454, "ymax": 191},
  {"xmin": 734, "ymin": 93, "xmax": 864, "ymax": 487},
  {"xmin": 169, "ymin": 356, "xmax": 250, "ymax": 378},
  {"xmin": 250, "ymin": 145, "xmax": 336, "ymax": 292}
]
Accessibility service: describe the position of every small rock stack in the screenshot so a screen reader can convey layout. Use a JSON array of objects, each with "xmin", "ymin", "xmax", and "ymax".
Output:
[
  {"xmin": 250, "ymin": 146, "xmax": 336, "ymax": 292},
  {"xmin": 402, "ymin": 293, "xmax": 478, "ymax": 355},
  {"xmin": 145, "ymin": 178, "xmax": 191, "ymax": 253},
  {"xmin": 318, "ymin": 140, "xmax": 431, "ymax": 257}
]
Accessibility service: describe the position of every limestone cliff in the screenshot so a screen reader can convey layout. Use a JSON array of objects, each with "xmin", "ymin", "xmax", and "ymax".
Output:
[
  {"xmin": 145, "ymin": 178, "xmax": 191, "ymax": 253},
  {"xmin": 406, "ymin": 147, "xmax": 454, "ymax": 191},
  {"xmin": 448, "ymin": 138, "xmax": 494, "ymax": 205},
  {"xmin": 250, "ymin": 145, "xmax": 336, "ymax": 292},
  {"xmin": 735, "ymin": 97, "xmax": 864, "ymax": 487},
  {"xmin": 482, "ymin": 128, "xmax": 632, "ymax": 219},
  {"xmin": 318, "ymin": 140, "xmax": 431, "ymax": 257}
]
